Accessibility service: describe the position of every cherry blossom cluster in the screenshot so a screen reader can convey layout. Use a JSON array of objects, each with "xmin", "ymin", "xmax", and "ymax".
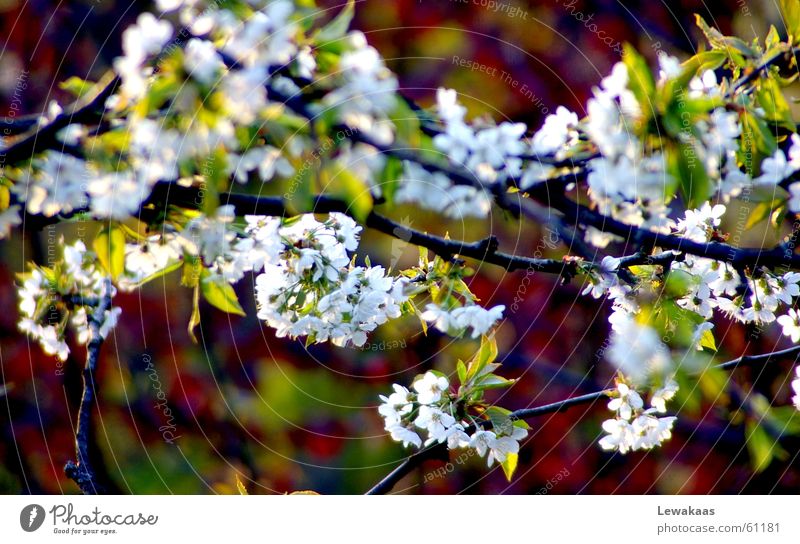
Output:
[
  {"xmin": 673, "ymin": 203, "xmax": 800, "ymax": 328},
  {"xmin": 252, "ymin": 213, "xmax": 410, "ymax": 347},
  {"xmin": 394, "ymin": 160, "xmax": 493, "ymax": 219},
  {"xmin": 393, "ymin": 88, "xmax": 524, "ymax": 218},
  {"xmin": 792, "ymin": 366, "xmax": 800, "ymax": 410},
  {"xmin": 17, "ymin": 241, "xmax": 121, "ymax": 361},
  {"xmin": 421, "ymin": 303, "xmax": 505, "ymax": 339},
  {"xmin": 599, "ymin": 381, "xmax": 678, "ymax": 454},
  {"xmin": 378, "ymin": 371, "xmax": 527, "ymax": 467},
  {"xmin": 583, "ymin": 201, "xmax": 800, "ymax": 385},
  {"xmin": 322, "ymin": 31, "xmax": 398, "ymax": 144}
]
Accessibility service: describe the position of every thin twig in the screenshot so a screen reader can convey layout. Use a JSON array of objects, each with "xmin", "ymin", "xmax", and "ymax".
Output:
[{"xmin": 64, "ymin": 278, "xmax": 113, "ymax": 495}]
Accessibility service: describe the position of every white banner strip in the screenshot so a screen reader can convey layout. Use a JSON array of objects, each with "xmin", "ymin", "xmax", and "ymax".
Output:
[{"xmin": 2, "ymin": 495, "xmax": 798, "ymax": 543}]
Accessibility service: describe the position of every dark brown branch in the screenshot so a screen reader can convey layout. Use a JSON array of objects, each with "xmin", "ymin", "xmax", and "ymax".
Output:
[
  {"xmin": 530, "ymin": 189, "xmax": 800, "ymax": 272},
  {"xmin": 221, "ymin": 191, "xmax": 578, "ymax": 278},
  {"xmin": 715, "ymin": 344, "xmax": 800, "ymax": 371},
  {"xmin": 0, "ymin": 74, "xmax": 119, "ymax": 166},
  {"xmin": 64, "ymin": 278, "xmax": 113, "ymax": 495}
]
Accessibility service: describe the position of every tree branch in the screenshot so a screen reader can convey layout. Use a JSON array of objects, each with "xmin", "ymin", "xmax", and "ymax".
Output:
[
  {"xmin": 365, "ymin": 390, "xmax": 611, "ymax": 495},
  {"xmin": 144, "ymin": 186, "xmax": 576, "ymax": 278},
  {"xmin": 64, "ymin": 278, "xmax": 113, "ymax": 495},
  {"xmin": 366, "ymin": 344, "xmax": 800, "ymax": 495},
  {"xmin": 532, "ymin": 190, "xmax": 800, "ymax": 271},
  {"xmin": 0, "ymin": 73, "xmax": 119, "ymax": 165}
]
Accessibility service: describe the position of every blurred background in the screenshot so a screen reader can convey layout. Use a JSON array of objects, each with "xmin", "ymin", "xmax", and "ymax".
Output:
[{"xmin": 1, "ymin": 0, "xmax": 800, "ymax": 494}]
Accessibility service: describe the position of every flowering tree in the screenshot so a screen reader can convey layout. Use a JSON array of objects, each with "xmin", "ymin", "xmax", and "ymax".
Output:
[{"xmin": 4, "ymin": 0, "xmax": 800, "ymax": 494}]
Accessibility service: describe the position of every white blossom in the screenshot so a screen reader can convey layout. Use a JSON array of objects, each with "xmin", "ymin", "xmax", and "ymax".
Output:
[
  {"xmin": 651, "ymin": 379, "xmax": 679, "ymax": 413},
  {"xmin": 791, "ymin": 365, "xmax": 800, "ymax": 411},
  {"xmin": 531, "ymin": 106, "xmax": 578, "ymax": 155},
  {"xmin": 600, "ymin": 382, "xmax": 678, "ymax": 454},
  {"xmin": 183, "ymin": 38, "xmax": 224, "ymax": 84},
  {"xmin": 230, "ymin": 146, "xmax": 294, "ymax": 184},
  {"xmin": 606, "ymin": 316, "xmax": 671, "ymax": 384},
  {"xmin": 17, "ymin": 241, "xmax": 121, "ymax": 361},
  {"xmin": 0, "ymin": 205, "xmax": 21, "ymax": 238},
  {"xmin": 386, "ymin": 423, "xmax": 422, "ymax": 448},
  {"xmin": 777, "ymin": 309, "xmax": 800, "ymax": 342},
  {"xmin": 607, "ymin": 383, "xmax": 644, "ymax": 420},
  {"xmin": 414, "ymin": 405, "xmax": 456, "ymax": 445},
  {"xmin": 691, "ymin": 322, "xmax": 714, "ymax": 351},
  {"xmin": 395, "ymin": 161, "xmax": 492, "ymax": 219},
  {"xmin": 113, "ymin": 13, "xmax": 173, "ymax": 100},
  {"xmin": 412, "ymin": 372, "xmax": 449, "ymax": 405},
  {"xmin": 378, "ymin": 384, "xmax": 413, "ymax": 426},
  {"xmin": 675, "ymin": 203, "xmax": 725, "ymax": 242},
  {"xmin": 15, "ymin": 151, "xmax": 90, "ymax": 217},
  {"xmin": 421, "ymin": 303, "xmax": 504, "ymax": 338}
]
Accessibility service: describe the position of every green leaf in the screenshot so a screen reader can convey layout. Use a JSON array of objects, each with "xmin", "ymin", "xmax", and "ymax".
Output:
[
  {"xmin": 673, "ymin": 369, "xmax": 702, "ymax": 415},
  {"xmin": 456, "ymin": 360, "xmax": 467, "ymax": 385},
  {"xmin": 466, "ymin": 335, "xmax": 499, "ymax": 383},
  {"xmin": 130, "ymin": 259, "xmax": 183, "ymax": 288},
  {"xmin": 668, "ymin": 142, "xmax": 709, "ymax": 208},
  {"xmin": 513, "ymin": 419, "xmax": 531, "ymax": 431},
  {"xmin": 672, "ymin": 51, "xmax": 727, "ymax": 91},
  {"xmin": 181, "ymin": 257, "xmax": 202, "ymax": 288},
  {"xmin": 500, "ymin": 452, "xmax": 518, "ymax": 482},
  {"xmin": 473, "ymin": 374, "xmax": 516, "ymax": 391},
  {"xmin": 200, "ymin": 271, "xmax": 246, "ymax": 316},
  {"xmin": 699, "ymin": 328, "xmax": 717, "ymax": 351},
  {"xmin": 622, "ymin": 44, "xmax": 655, "ymax": 111},
  {"xmin": 389, "ymin": 99, "xmax": 422, "ymax": 148},
  {"xmin": 59, "ymin": 76, "xmax": 94, "ymax": 99},
  {"xmin": 326, "ymin": 167, "xmax": 373, "ymax": 223},
  {"xmin": 313, "ymin": 0, "xmax": 354, "ymax": 44},
  {"xmin": 757, "ymin": 77, "xmax": 795, "ymax": 130},
  {"xmin": 745, "ymin": 419, "xmax": 775, "ymax": 473},
  {"xmin": 379, "ymin": 156, "xmax": 404, "ymax": 206},
  {"xmin": 698, "ymin": 366, "xmax": 730, "ymax": 402},
  {"xmin": 137, "ymin": 73, "xmax": 179, "ymax": 116},
  {"xmin": 745, "ymin": 199, "xmax": 782, "ymax": 229},
  {"xmin": 200, "ymin": 148, "xmax": 230, "ymax": 214},
  {"xmin": 695, "ymin": 15, "xmax": 756, "ymax": 63},
  {"xmin": 769, "ymin": 406, "xmax": 800, "ymax": 435},
  {"xmin": 93, "ymin": 224, "xmax": 125, "ymax": 280},
  {"xmin": 743, "ymin": 109, "xmax": 778, "ymax": 156},
  {"xmin": 485, "ymin": 406, "xmax": 514, "ymax": 437},
  {"xmin": 188, "ymin": 284, "xmax": 201, "ymax": 343},
  {"xmin": 780, "ymin": 0, "xmax": 800, "ymax": 44},
  {"xmin": 766, "ymin": 25, "xmax": 782, "ymax": 49},
  {"xmin": 236, "ymin": 475, "xmax": 249, "ymax": 495},
  {"xmin": 284, "ymin": 164, "xmax": 316, "ymax": 216}
]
